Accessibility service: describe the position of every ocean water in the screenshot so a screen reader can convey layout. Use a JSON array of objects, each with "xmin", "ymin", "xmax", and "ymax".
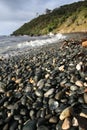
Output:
[{"xmin": 0, "ymin": 34, "xmax": 66, "ymax": 58}]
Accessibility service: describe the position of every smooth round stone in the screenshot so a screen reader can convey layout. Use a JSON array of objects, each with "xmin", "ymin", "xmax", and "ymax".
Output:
[
  {"xmin": 83, "ymin": 93, "xmax": 87, "ymax": 103},
  {"xmin": 75, "ymin": 80, "xmax": 83, "ymax": 87},
  {"xmin": 15, "ymin": 78, "xmax": 22, "ymax": 84},
  {"xmin": 76, "ymin": 63, "xmax": 82, "ymax": 71},
  {"xmin": 60, "ymin": 79, "xmax": 67, "ymax": 87},
  {"xmin": 37, "ymin": 125, "xmax": 49, "ymax": 130},
  {"xmin": 78, "ymin": 97, "xmax": 84, "ymax": 103},
  {"xmin": 58, "ymin": 65, "xmax": 65, "ymax": 71},
  {"xmin": 0, "ymin": 82, "xmax": 6, "ymax": 93},
  {"xmin": 6, "ymin": 105, "xmax": 14, "ymax": 110},
  {"xmin": 3, "ymin": 123, "xmax": 9, "ymax": 130},
  {"xmin": 9, "ymin": 121, "xmax": 18, "ymax": 130},
  {"xmin": 55, "ymin": 91, "xmax": 63, "ymax": 100},
  {"xmin": 72, "ymin": 117, "xmax": 78, "ymax": 127},
  {"xmin": 49, "ymin": 100, "xmax": 59, "ymax": 110},
  {"xmin": 30, "ymin": 110, "xmax": 35, "ymax": 119},
  {"xmin": 25, "ymin": 86, "xmax": 31, "ymax": 93},
  {"xmin": 49, "ymin": 116, "xmax": 58, "ymax": 123},
  {"xmin": 37, "ymin": 79, "xmax": 45, "ymax": 89},
  {"xmin": 23, "ymin": 119, "xmax": 37, "ymax": 130},
  {"xmin": 14, "ymin": 115, "xmax": 21, "ymax": 121},
  {"xmin": 37, "ymin": 118, "xmax": 47, "ymax": 127},
  {"xmin": 70, "ymin": 85, "xmax": 78, "ymax": 91},
  {"xmin": 62, "ymin": 118, "xmax": 71, "ymax": 130},
  {"xmin": 44, "ymin": 88, "xmax": 54, "ymax": 97},
  {"xmin": 56, "ymin": 120, "xmax": 63, "ymax": 130},
  {"xmin": 59, "ymin": 107, "xmax": 72, "ymax": 120},
  {"xmin": 35, "ymin": 90, "xmax": 43, "ymax": 97},
  {"xmin": 20, "ymin": 109, "xmax": 27, "ymax": 115}
]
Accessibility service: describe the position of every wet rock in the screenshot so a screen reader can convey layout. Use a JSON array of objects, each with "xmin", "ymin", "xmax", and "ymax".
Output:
[
  {"xmin": 82, "ymin": 40, "xmax": 87, "ymax": 47},
  {"xmin": 72, "ymin": 117, "xmax": 79, "ymax": 127},
  {"xmin": 9, "ymin": 120, "xmax": 18, "ymax": 130},
  {"xmin": 37, "ymin": 79, "xmax": 45, "ymax": 89},
  {"xmin": 83, "ymin": 93, "xmax": 87, "ymax": 104},
  {"xmin": 0, "ymin": 82, "xmax": 6, "ymax": 93},
  {"xmin": 37, "ymin": 118, "xmax": 47, "ymax": 127},
  {"xmin": 75, "ymin": 80, "xmax": 84, "ymax": 87},
  {"xmin": 75, "ymin": 115, "xmax": 87, "ymax": 129},
  {"xmin": 29, "ymin": 110, "xmax": 35, "ymax": 119},
  {"xmin": 76, "ymin": 62, "xmax": 82, "ymax": 71},
  {"xmin": 80, "ymin": 112, "xmax": 87, "ymax": 118},
  {"xmin": 37, "ymin": 125, "xmax": 49, "ymax": 130},
  {"xmin": 58, "ymin": 65, "xmax": 65, "ymax": 71},
  {"xmin": 35, "ymin": 89, "xmax": 43, "ymax": 97},
  {"xmin": 44, "ymin": 88, "xmax": 54, "ymax": 97},
  {"xmin": 55, "ymin": 91, "xmax": 64, "ymax": 100},
  {"xmin": 49, "ymin": 116, "xmax": 58, "ymax": 123},
  {"xmin": 62, "ymin": 118, "xmax": 71, "ymax": 130},
  {"xmin": 49, "ymin": 99, "xmax": 59, "ymax": 110},
  {"xmin": 3, "ymin": 124, "xmax": 9, "ymax": 130},
  {"xmin": 23, "ymin": 120, "xmax": 37, "ymax": 130},
  {"xmin": 60, "ymin": 107, "xmax": 72, "ymax": 120},
  {"xmin": 70, "ymin": 85, "xmax": 78, "ymax": 91}
]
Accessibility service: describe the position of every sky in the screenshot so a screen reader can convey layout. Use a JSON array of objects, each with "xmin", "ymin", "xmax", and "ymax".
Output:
[{"xmin": 0, "ymin": 0, "xmax": 80, "ymax": 35}]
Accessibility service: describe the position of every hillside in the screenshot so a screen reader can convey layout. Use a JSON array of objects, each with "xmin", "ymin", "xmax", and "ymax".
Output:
[{"xmin": 12, "ymin": 0, "xmax": 87, "ymax": 36}]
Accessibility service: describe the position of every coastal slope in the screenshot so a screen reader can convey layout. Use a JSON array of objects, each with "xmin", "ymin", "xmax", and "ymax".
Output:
[{"xmin": 12, "ymin": 0, "xmax": 87, "ymax": 36}]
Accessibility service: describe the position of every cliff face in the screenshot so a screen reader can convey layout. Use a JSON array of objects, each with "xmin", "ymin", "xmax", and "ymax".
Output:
[{"xmin": 12, "ymin": 0, "xmax": 87, "ymax": 36}]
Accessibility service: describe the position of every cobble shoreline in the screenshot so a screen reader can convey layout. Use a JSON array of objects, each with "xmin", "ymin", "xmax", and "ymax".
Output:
[{"xmin": 0, "ymin": 37, "xmax": 87, "ymax": 130}]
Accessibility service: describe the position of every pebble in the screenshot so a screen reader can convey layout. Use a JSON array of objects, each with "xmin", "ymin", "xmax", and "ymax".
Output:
[
  {"xmin": 83, "ymin": 93, "xmax": 87, "ymax": 104},
  {"xmin": 58, "ymin": 65, "xmax": 65, "ymax": 71},
  {"xmin": 49, "ymin": 100, "xmax": 59, "ymax": 110},
  {"xmin": 82, "ymin": 40, "xmax": 87, "ymax": 47},
  {"xmin": 23, "ymin": 120, "xmax": 37, "ymax": 130},
  {"xmin": 55, "ymin": 91, "xmax": 64, "ymax": 100},
  {"xmin": 0, "ymin": 82, "xmax": 6, "ymax": 93},
  {"xmin": 59, "ymin": 107, "xmax": 72, "ymax": 120},
  {"xmin": 35, "ymin": 89, "xmax": 43, "ymax": 97},
  {"xmin": 44, "ymin": 88, "xmax": 54, "ymax": 97},
  {"xmin": 75, "ymin": 80, "xmax": 84, "ymax": 87},
  {"xmin": 0, "ymin": 38, "xmax": 87, "ymax": 130},
  {"xmin": 49, "ymin": 116, "xmax": 58, "ymax": 123},
  {"xmin": 62, "ymin": 118, "xmax": 71, "ymax": 130},
  {"xmin": 72, "ymin": 117, "xmax": 79, "ymax": 127},
  {"xmin": 70, "ymin": 85, "xmax": 78, "ymax": 91},
  {"xmin": 76, "ymin": 62, "xmax": 82, "ymax": 71},
  {"xmin": 37, "ymin": 125, "xmax": 49, "ymax": 130}
]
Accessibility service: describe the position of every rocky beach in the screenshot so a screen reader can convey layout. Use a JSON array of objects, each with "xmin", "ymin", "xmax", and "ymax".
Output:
[{"xmin": 0, "ymin": 35, "xmax": 87, "ymax": 130}]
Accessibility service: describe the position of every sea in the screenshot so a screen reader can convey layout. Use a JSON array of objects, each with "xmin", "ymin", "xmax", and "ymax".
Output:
[
  {"xmin": 0, "ymin": 33, "xmax": 66, "ymax": 58},
  {"xmin": 0, "ymin": 32, "xmax": 87, "ymax": 58}
]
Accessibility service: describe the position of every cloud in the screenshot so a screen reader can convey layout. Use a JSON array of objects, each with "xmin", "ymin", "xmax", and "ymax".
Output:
[{"xmin": 0, "ymin": 0, "xmax": 80, "ymax": 35}]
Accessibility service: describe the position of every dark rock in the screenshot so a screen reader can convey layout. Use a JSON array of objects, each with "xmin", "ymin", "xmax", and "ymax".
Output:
[
  {"xmin": 9, "ymin": 120, "xmax": 18, "ymax": 130},
  {"xmin": 23, "ymin": 119, "xmax": 37, "ymax": 130},
  {"xmin": 37, "ymin": 125, "xmax": 49, "ymax": 130}
]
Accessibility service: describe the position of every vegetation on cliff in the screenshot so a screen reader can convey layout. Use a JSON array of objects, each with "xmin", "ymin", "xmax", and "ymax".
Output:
[{"xmin": 12, "ymin": 0, "xmax": 87, "ymax": 36}]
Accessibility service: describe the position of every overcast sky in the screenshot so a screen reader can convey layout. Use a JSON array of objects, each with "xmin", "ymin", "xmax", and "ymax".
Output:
[{"xmin": 0, "ymin": 0, "xmax": 80, "ymax": 35}]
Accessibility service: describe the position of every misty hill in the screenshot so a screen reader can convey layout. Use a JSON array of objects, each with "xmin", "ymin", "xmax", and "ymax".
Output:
[{"xmin": 12, "ymin": 0, "xmax": 87, "ymax": 36}]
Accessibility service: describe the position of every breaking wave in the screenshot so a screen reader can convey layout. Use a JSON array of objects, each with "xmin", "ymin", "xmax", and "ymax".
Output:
[{"xmin": 17, "ymin": 33, "xmax": 66, "ymax": 48}]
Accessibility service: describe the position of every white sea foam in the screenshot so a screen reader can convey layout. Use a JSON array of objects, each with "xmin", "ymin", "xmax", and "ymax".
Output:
[
  {"xmin": 0, "ymin": 33, "xmax": 66, "ymax": 58},
  {"xmin": 17, "ymin": 33, "xmax": 66, "ymax": 49}
]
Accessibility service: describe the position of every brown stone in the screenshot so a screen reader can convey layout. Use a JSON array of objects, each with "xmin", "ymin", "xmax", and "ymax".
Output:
[
  {"xmin": 49, "ymin": 116, "xmax": 58, "ymax": 123},
  {"xmin": 62, "ymin": 118, "xmax": 71, "ymax": 130},
  {"xmin": 59, "ymin": 107, "xmax": 72, "ymax": 120},
  {"xmin": 82, "ymin": 41, "xmax": 87, "ymax": 47},
  {"xmin": 72, "ymin": 117, "xmax": 79, "ymax": 126},
  {"xmin": 83, "ymin": 93, "xmax": 87, "ymax": 104},
  {"xmin": 75, "ymin": 80, "xmax": 84, "ymax": 87}
]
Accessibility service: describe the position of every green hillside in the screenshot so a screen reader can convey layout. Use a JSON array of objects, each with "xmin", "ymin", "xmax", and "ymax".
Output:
[{"xmin": 12, "ymin": 0, "xmax": 87, "ymax": 36}]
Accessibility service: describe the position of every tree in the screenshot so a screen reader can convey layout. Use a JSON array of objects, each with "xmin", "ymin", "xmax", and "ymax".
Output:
[{"xmin": 45, "ymin": 8, "xmax": 51, "ymax": 14}]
